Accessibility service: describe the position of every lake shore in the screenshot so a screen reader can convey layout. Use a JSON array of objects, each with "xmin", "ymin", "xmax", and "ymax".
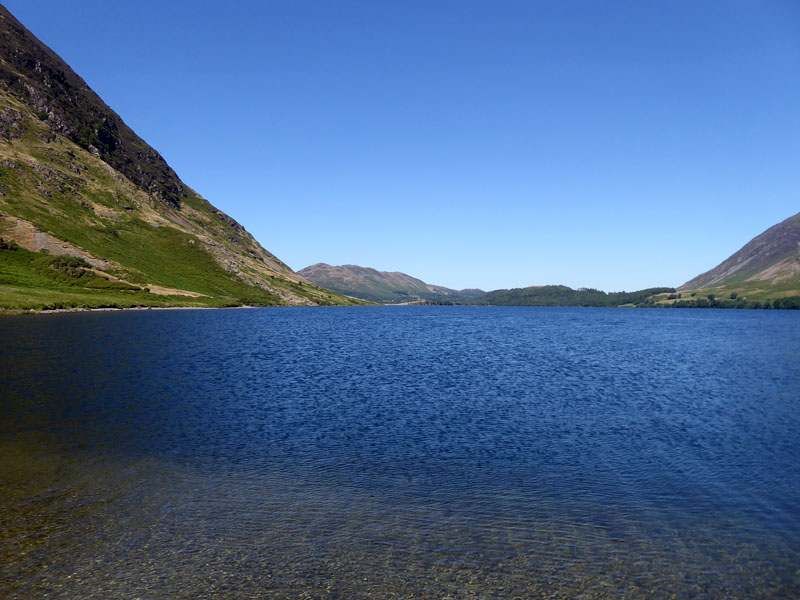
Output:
[{"xmin": 0, "ymin": 304, "xmax": 260, "ymax": 316}]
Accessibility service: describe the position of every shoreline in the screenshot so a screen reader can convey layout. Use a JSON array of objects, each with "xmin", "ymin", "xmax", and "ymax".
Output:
[
  {"xmin": 0, "ymin": 304, "xmax": 260, "ymax": 316},
  {"xmin": 3, "ymin": 303, "xmax": 798, "ymax": 317}
]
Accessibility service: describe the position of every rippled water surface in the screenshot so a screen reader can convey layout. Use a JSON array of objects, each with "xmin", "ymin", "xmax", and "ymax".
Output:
[{"xmin": 1, "ymin": 306, "xmax": 799, "ymax": 598}]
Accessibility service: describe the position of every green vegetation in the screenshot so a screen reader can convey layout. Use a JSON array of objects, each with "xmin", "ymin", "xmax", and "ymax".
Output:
[
  {"xmin": 0, "ymin": 242, "xmax": 366, "ymax": 311},
  {"xmin": 469, "ymin": 285, "xmax": 676, "ymax": 307},
  {"xmin": 0, "ymin": 242, "xmax": 221, "ymax": 310},
  {"xmin": 29, "ymin": 253, "xmax": 140, "ymax": 291},
  {"xmin": 474, "ymin": 284, "xmax": 800, "ymax": 310},
  {"xmin": 650, "ymin": 285, "xmax": 800, "ymax": 309}
]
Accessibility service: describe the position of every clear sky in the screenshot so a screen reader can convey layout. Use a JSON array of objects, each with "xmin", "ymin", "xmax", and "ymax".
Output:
[{"xmin": 5, "ymin": 1, "xmax": 799, "ymax": 291}]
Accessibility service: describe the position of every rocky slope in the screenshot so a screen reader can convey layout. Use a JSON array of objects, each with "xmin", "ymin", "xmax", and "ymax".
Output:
[
  {"xmin": 299, "ymin": 263, "xmax": 484, "ymax": 304},
  {"xmin": 678, "ymin": 211, "xmax": 800, "ymax": 298},
  {"xmin": 0, "ymin": 6, "xmax": 361, "ymax": 309}
]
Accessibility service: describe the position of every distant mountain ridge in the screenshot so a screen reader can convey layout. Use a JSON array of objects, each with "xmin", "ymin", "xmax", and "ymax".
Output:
[
  {"xmin": 680, "ymin": 211, "xmax": 800, "ymax": 290},
  {"xmin": 298, "ymin": 263, "xmax": 484, "ymax": 303}
]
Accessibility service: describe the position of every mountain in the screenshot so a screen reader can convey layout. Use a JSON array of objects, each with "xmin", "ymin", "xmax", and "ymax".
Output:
[
  {"xmin": 298, "ymin": 263, "xmax": 485, "ymax": 304},
  {"xmin": 0, "ymin": 6, "xmax": 362, "ymax": 310},
  {"xmin": 468, "ymin": 285, "xmax": 675, "ymax": 307},
  {"xmin": 680, "ymin": 212, "xmax": 800, "ymax": 292},
  {"xmin": 663, "ymin": 211, "xmax": 800, "ymax": 308}
]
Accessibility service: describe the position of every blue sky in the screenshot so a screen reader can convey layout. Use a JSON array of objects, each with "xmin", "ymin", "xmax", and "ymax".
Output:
[{"xmin": 6, "ymin": 1, "xmax": 799, "ymax": 291}]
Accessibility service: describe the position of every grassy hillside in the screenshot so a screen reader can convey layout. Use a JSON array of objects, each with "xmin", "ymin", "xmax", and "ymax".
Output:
[
  {"xmin": 647, "ymin": 285, "xmax": 800, "ymax": 309},
  {"xmin": 680, "ymin": 212, "xmax": 800, "ymax": 291},
  {"xmin": 673, "ymin": 211, "xmax": 800, "ymax": 308},
  {"xmin": 0, "ymin": 91, "xmax": 362, "ymax": 309},
  {"xmin": 0, "ymin": 240, "xmax": 219, "ymax": 310},
  {"xmin": 0, "ymin": 7, "xmax": 365, "ymax": 310}
]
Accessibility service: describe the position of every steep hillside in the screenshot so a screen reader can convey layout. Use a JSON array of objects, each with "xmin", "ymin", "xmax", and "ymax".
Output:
[
  {"xmin": 0, "ymin": 7, "xmax": 184, "ymax": 208},
  {"xmin": 299, "ymin": 263, "xmax": 485, "ymax": 304},
  {"xmin": 0, "ymin": 6, "xmax": 362, "ymax": 309},
  {"xmin": 670, "ymin": 211, "xmax": 800, "ymax": 307},
  {"xmin": 680, "ymin": 212, "xmax": 800, "ymax": 290}
]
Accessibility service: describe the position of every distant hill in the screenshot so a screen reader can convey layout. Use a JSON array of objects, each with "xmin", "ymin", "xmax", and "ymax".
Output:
[
  {"xmin": 0, "ymin": 6, "xmax": 361, "ymax": 310},
  {"xmin": 298, "ymin": 263, "xmax": 485, "ymax": 304},
  {"xmin": 468, "ymin": 285, "xmax": 675, "ymax": 307}
]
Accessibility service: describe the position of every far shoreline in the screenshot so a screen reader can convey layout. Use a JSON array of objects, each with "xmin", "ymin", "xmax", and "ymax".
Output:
[{"xmin": 3, "ymin": 302, "xmax": 799, "ymax": 317}]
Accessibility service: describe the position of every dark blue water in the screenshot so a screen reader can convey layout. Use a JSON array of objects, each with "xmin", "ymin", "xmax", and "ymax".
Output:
[{"xmin": 1, "ymin": 306, "xmax": 799, "ymax": 598}]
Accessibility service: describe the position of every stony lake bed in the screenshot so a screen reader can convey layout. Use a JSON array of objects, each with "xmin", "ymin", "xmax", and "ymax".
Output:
[{"xmin": 1, "ymin": 306, "xmax": 799, "ymax": 598}]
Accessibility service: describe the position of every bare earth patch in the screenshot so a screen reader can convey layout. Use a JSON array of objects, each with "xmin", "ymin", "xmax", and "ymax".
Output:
[
  {"xmin": 145, "ymin": 284, "xmax": 206, "ymax": 297},
  {"xmin": 0, "ymin": 214, "xmax": 112, "ymax": 270}
]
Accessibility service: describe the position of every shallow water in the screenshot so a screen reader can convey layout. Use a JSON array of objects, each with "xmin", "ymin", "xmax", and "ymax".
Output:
[{"xmin": 1, "ymin": 306, "xmax": 799, "ymax": 598}]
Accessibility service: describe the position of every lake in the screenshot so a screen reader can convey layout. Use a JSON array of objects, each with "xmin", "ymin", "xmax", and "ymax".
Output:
[{"xmin": 1, "ymin": 306, "xmax": 799, "ymax": 598}]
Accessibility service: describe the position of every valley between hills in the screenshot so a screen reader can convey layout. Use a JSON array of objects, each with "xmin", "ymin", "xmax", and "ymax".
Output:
[
  {"xmin": 1, "ymin": 5, "xmax": 798, "ymax": 312},
  {"xmin": 299, "ymin": 212, "xmax": 800, "ymax": 309}
]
